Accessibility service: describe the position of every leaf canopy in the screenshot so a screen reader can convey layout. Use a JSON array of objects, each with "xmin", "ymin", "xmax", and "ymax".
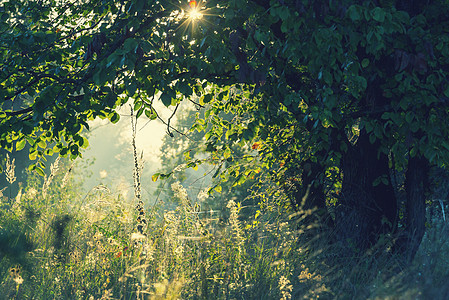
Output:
[{"xmin": 1, "ymin": 0, "xmax": 449, "ymax": 180}]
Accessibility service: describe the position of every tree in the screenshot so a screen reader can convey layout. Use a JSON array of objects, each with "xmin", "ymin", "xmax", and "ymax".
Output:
[
  {"xmin": 156, "ymin": 104, "xmax": 259, "ymax": 222},
  {"xmin": 1, "ymin": 0, "xmax": 449, "ymax": 261}
]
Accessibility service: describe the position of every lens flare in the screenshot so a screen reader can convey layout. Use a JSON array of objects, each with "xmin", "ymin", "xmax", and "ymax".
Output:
[
  {"xmin": 189, "ymin": 8, "xmax": 203, "ymax": 20},
  {"xmin": 188, "ymin": 0, "xmax": 202, "ymax": 20}
]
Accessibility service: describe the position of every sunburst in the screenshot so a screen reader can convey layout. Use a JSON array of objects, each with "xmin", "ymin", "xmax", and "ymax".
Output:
[
  {"xmin": 176, "ymin": 0, "xmax": 214, "ymax": 35},
  {"xmin": 188, "ymin": 0, "xmax": 203, "ymax": 20}
]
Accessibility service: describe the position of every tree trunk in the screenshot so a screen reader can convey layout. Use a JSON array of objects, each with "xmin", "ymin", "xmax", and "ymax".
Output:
[
  {"xmin": 335, "ymin": 131, "xmax": 398, "ymax": 250},
  {"xmin": 393, "ymin": 156, "xmax": 427, "ymax": 262}
]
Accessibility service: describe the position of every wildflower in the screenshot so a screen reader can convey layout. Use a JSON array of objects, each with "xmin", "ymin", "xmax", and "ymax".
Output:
[
  {"xmin": 61, "ymin": 162, "xmax": 74, "ymax": 188},
  {"xmin": 251, "ymin": 142, "xmax": 261, "ymax": 150},
  {"xmin": 14, "ymin": 184, "xmax": 22, "ymax": 205},
  {"xmin": 197, "ymin": 188, "xmax": 209, "ymax": 202},
  {"xmin": 93, "ymin": 231, "xmax": 104, "ymax": 240},
  {"xmin": 131, "ymin": 232, "xmax": 146, "ymax": 241},
  {"xmin": 227, "ymin": 200, "xmax": 244, "ymax": 255},
  {"xmin": 69, "ymin": 251, "xmax": 80, "ymax": 262},
  {"xmin": 9, "ymin": 266, "xmax": 23, "ymax": 285},
  {"xmin": 25, "ymin": 187, "xmax": 37, "ymax": 199},
  {"xmin": 107, "ymin": 237, "xmax": 117, "ymax": 246},
  {"xmin": 173, "ymin": 163, "xmax": 186, "ymax": 173},
  {"xmin": 9, "ymin": 266, "xmax": 20, "ymax": 278},
  {"xmin": 13, "ymin": 275, "xmax": 23, "ymax": 285},
  {"xmin": 42, "ymin": 156, "xmax": 60, "ymax": 198},
  {"xmin": 171, "ymin": 181, "xmax": 189, "ymax": 204},
  {"xmin": 130, "ymin": 106, "xmax": 142, "ymax": 202},
  {"xmin": 5, "ymin": 154, "xmax": 16, "ymax": 185},
  {"xmin": 99, "ymin": 170, "xmax": 108, "ymax": 178},
  {"xmin": 0, "ymin": 187, "xmax": 7, "ymax": 199},
  {"xmin": 279, "ymin": 276, "xmax": 293, "ymax": 300},
  {"xmin": 100, "ymin": 289, "xmax": 112, "ymax": 299}
]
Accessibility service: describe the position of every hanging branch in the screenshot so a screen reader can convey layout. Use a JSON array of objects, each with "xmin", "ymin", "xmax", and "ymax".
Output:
[{"xmin": 167, "ymin": 103, "xmax": 180, "ymax": 137}]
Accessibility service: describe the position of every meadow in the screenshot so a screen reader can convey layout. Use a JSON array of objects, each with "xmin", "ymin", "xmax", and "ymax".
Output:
[{"xmin": 1, "ymin": 150, "xmax": 449, "ymax": 300}]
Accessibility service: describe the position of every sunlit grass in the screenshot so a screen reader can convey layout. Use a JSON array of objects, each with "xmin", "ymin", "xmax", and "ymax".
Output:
[{"xmin": 1, "ymin": 150, "xmax": 449, "ymax": 298}]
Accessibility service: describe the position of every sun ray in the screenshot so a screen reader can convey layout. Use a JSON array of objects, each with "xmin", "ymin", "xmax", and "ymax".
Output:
[{"xmin": 175, "ymin": 0, "xmax": 215, "ymax": 37}]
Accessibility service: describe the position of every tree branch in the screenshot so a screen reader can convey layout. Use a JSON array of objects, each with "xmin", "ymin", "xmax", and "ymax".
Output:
[{"xmin": 4, "ymin": 107, "xmax": 33, "ymax": 116}]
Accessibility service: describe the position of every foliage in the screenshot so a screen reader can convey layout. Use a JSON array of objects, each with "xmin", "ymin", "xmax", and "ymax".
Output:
[
  {"xmin": 1, "ymin": 0, "xmax": 445, "ymax": 171},
  {"xmin": 2, "ymin": 0, "xmax": 449, "ymax": 278},
  {"xmin": 155, "ymin": 104, "xmax": 260, "ymax": 222}
]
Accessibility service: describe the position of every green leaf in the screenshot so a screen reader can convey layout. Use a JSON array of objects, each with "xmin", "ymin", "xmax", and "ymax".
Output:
[
  {"xmin": 233, "ymin": 174, "xmax": 247, "ymax": 186},
  {"xmin": 123, "ymin": 38, "xmax": 139, "ymax": 53},
  {"xmin": 38, "ymin": 139, "xmax": 47, "ymax": 149},
  {"xmin": 214, "ymin": 184, "xmax": 222, "ymax": 193},
  {"xmin": 93, "ymin": 69, "xmax": 105, "ymax": 85},
  {"xmin": 372, "ymin": 7, "xmax": 386, "ymax": 23},
  {"xmin": 136, "ymin": 107, "xmax": 144, "ymax": 118},
  {"xmin": 16, "ymin": 139, "xmax": 26, "ymax": 151},
  {"xmin": 110, "ymin": 112, "xmax": 120, "ymax": 124},
  {"xmin": 347, "ymin": 5, "xmax": 362, "ymax": 21},
  {"xmin": 161, "ymin": 92, "xmax": 172, "ymax": 107},
  {"xmin": 278, "ymin": 6, "xmax": 290, "ymax": 20},
  {"xmin": 361, "ymin": 58, "xmax": 369, "ymax": 68},
  {"xmin": 152, "ymin": 173, "xmax": 160, "ymax": 182},
  {"xmin": 127, "ymin": 83, "xmax": 137, "ymax": 96},
  {"xmin": 80, "ymin": 137, "xmax": 89, "ymax": 149},
  {"xmin": 36, "ymin": 167, "xmax": 45, "ymax": 177},
  {"xmin": 323, "ymin": 70, "xmax": 333, "ymax": 86},
  {"xmin": 134, "ymin": 100, "xmax": 142, "ymax": 111},
  {"xmin": 365, "ymin": 121, "xmax": 373, "ymax": 133},
  {"xmin": 410, "ymin": 121, "xmax": 419, "ymax": 133},
  {"xmin": 381, "ymin": 112, "xmax": 390, "ymax": 120},
  {"xmin": 373, "ymin": 176, "xmax": 381, "ymax": 186},
  {"xmin": 374, "ymin": 125, "xmax": 382, "ymax": 139},
  {"xmin": 405, "ymin": 111, "xmax": 414, "ymax": 123},
  {"xmin": 144, "ymin": 109, "xmax": 153, "ymax": 119},
  {"xmin": 358, "ymin": 76, "xmax": 367, "ymax": 91},
  {"xmin": 212, "ymin": 165, "xmax": 223, "ymax": 178},
  {"xmin": 200, "ymin": 94, "xmax": 213, "ymax": 105}
]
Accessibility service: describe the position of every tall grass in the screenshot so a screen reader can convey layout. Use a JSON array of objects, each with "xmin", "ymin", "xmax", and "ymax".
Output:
[{"xmin": 0, "ymin": 156, "xmax": 448, "ymax": 299}]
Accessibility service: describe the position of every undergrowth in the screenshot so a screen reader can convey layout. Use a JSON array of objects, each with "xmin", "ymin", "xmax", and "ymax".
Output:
[{"xmin": 0, "ymin": 157, "xmax": 448, "ymax": 299}]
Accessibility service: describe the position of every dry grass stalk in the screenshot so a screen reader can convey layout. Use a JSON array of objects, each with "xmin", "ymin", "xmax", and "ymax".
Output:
[{"xmin": 6, "ymin": 153, "xmax": 16, "ymax": 185}]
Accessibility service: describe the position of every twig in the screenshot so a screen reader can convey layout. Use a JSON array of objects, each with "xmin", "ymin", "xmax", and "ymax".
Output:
[{"xmin": 166, "ymin": 103, "xmax": 179, "ymax": 136}]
